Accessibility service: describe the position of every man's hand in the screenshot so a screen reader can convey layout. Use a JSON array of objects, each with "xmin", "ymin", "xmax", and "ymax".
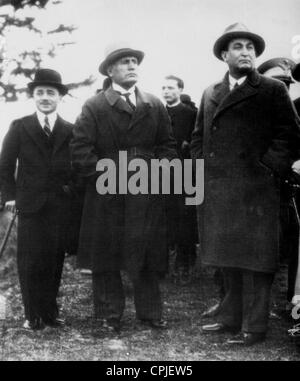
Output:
[
  {"xmin": 292, "ymin": 159, "xmax": 300, "ymax": 175},
  {"xmin": 181, "ymin": 140, "xmax": 190, "ymax": 152},
  {"xmin": 5, "ymin": 200, "xmax": 16, "ymax": 213}
]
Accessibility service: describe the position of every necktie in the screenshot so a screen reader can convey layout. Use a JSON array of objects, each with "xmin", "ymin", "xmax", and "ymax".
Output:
[
  {"xmin": 233, "ymin": 82, "xmax": 239, "ymax": 90},
  {"xmin": 122, "ymin": 92, "xmax": 136, "ymax": 111},
  {"xmin": 43, "ymin": 116, "xmax": 51, "ymax": 137}
]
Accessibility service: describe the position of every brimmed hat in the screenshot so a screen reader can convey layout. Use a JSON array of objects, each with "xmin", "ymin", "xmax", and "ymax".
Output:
[
  {"xmin": 213, "ymin": 22, "xmax": 265, "ymax": 60},
  {"xmin": 27, "ymin": 68, "xmax": 68, "ymax": 95},
  {"xmin": 99, "ymin": 42, "xmax": 144, "ymax": 76},
  {"xmin": 292, "ymin": 63, "xmax": 300, "ymax": 82},
  {"xmin": 258, "ymin": 57, "xmax": 295, "ymax": 84}
]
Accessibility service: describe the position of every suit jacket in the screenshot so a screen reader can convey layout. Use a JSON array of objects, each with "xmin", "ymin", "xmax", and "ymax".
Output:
[
  {"xmin": 190, "ymin": 69, "xmax": 300, "ymax": 273},
  {"xmin": 71, "ymin": 86, "xmax": 177, "ymax": 275},
  {"xmin": 0, "ymin": 113, "xmax": 75, "ymax": 214}
]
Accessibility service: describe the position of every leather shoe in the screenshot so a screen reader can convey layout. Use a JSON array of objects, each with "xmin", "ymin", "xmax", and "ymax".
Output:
[
  {"xmin": 44, "ymin": 317, "xmax": 65, "ymax": 328},
  {"xmin": 101, "ymin": 318, "xmax": 121, "ymax": 333},
  {"xmin": 140, "ymin": 319, "xmax": 169, "ymax": 330},
  {"xmin": 201, "ymin": 322, "xmax": 240, "ymax": 334},
  {"xmin": 201, "ymin": 303, "xmax": 221, "ymax": 318},
  {"xmin": 23, "ymin": 318, "xmax": 45, "ymax": 331},
  {"xmin": 226, "ymin": 332, "xmax": 266, "ymax": 346}
]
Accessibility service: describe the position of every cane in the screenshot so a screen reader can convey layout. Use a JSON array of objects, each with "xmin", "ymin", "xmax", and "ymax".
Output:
[{"xmin": 0, "ymin": 210, "xmax": 17, "ymax": 259}]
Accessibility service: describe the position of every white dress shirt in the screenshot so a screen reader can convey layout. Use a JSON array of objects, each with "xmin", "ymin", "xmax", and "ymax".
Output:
[
  {"xmin": 36, "ymin": 110, "xmax": 58, "ymax": 132},
  {"xmin": 112, "ymin": 82, "xmax": 136, "ymax": 107},
  {"xmin": 229, "ymin": 75, "xmax": 247, "ymax": 91}
]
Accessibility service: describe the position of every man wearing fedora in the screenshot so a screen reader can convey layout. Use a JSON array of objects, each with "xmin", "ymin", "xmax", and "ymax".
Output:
[
  {"xmin": 190, "ymin": 23, "xmax": 300, "ymax": 345},
  {"xmin": 71, "ymin": 43, "xmax": 177, "ymax": 332},
  {"xmin": 0, "ymin": 68, "xmax": 78, "ymax": 330},
  {"xmin": 292, "ymin": 63, "xmax": 300, "ymax": 115}
]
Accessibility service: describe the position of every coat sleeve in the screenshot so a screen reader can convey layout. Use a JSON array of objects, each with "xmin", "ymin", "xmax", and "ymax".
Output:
[
  {"xmin": 70, "ymin": 101, "xmax": 99, "ymax": 179},
  {"xmin": 0, "ymin": 120, "xmax": 20, "ymax": 203},
  {"xmin": 154, "ymin": 101, "xmax": 177, "ymax": 160},
  {"xmin": 190, "ymin": 92, "xmax": 205, "ymax": 160},
  {"xmin": 260, "ymin": 82, "xmax": 300, "ymax": 176}
]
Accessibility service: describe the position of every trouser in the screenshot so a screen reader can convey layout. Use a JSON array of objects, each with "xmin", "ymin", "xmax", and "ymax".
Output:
[
  {"xmin": 175, "ymin": 243, "xmax": 196, "ymax": 271},
  {"xmin": 217, "ymin": 268, "xmax": 274, "ymax": 333},
  {"xmin": 17, "ymin": 204, "xmax": 65, "ymax": 323},
  {"xmin": 92, "ymin": 270, "xmax": 162, "ymax": 322}
]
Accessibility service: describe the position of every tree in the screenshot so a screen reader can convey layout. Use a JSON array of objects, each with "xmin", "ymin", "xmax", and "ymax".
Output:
[{"xmin": 0, "ymin": 0, "xmax": 94, "ymax": 101}]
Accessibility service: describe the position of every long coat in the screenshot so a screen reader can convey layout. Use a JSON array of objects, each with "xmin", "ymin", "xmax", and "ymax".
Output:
[
  {"xmin": 190, "ymin": 70, "xmax": 300, "ymax": 273},
  {"xmin": 71, "ymin": 86, "xmax": 177, "ymax": 277}
]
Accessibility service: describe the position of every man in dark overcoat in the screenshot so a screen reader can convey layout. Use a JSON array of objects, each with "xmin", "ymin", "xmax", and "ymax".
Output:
[
  {"xmin": 190, "ymin": 23, "xmax": 300, "ymax": 346},
  {"xmin": 71, "ymin": 43, "xmax": 177, "ymax": 332},
  {"xmin": 293, "ymin": 63, "xmax": 300, "ymax": 115},
  {"xmin": 0, "ymin": 69, "xmax": 78, "ymax": 330},
  {"xmin": 162, "ymin": 75, "xmax": 198, "ymax": 280}
]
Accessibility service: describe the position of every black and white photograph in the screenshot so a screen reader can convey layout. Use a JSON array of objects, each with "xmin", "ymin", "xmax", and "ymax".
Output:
[{"xmin": 0, "ymin": 0, "xmax": 300, "ymax": 363}]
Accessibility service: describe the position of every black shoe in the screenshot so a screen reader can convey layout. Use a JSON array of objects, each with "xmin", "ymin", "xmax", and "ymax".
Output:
[
  {"xmin": 140, "ymin": 319, "xmax": 169, "ymax": 330},
  {"xmin": 101, "ymin": 318, "xmax": 121, "ymax": 333},
  {"xmin": 201, "ymin": 303, "xmax": 221, "ymax": 318},
  {"xmin": 44, "ymin": 317, "xmax": 66, "ymax": 328},
  {"xmin": 226, "ymin": 332, "xmax": 266, "ymax": 346},
  {"xmin": 201, "ymin": 322, "xmax": 240, "ymax": 334},
  {"xmin": 22, "ymin": 318, "xmax": 45, "ymax": 331}
]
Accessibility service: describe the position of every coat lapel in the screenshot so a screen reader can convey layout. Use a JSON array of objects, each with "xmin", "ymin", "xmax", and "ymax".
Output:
[
  {"xmin": 213, "ymin": 70, "xmax": 261, "ymax": 120},
  {"xmin": 23, "ymin": 113, "xmax": 51, "ymax": 160},
  {"xmin": 105, "ymin": 86, "xmax": 134, "ymax": 115},
  {"xmin": 128, "ymin": 88, "xmax": 151, "ymax": 129},
  {"xmin": 52, "ymin": 116, "xmax": 71, "ymax": 155}
]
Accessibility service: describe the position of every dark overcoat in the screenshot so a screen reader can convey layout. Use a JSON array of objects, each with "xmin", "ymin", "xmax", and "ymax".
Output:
[
  {"xmin": 190, "ymin": 70, "xmax": 300, "ymax": 273},
  {"xmin": 71, "ymin": 86, "xmax": 177, "ymax": 277}
]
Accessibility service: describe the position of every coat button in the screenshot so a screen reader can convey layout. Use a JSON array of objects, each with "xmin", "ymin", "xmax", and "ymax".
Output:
[
  {"xmin": 209, "ymin": 152, "xmax": 215, "ymax": 158},
  {"xmin": 212, "ymin": 125, "xmax": 217, "ymax": 131}
]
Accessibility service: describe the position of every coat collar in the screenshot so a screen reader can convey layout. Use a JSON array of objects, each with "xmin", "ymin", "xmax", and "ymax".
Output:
[
  {"xmin": 212, "ymin": 69, "xmax": 261, "ymax": 120},
  {"xmin": 104, "ymin": 86, "xmax": 152, "ymax": 129},
  {"xmin": 23, "ymin": 113, "xmax": 70, "ymax": 159}
]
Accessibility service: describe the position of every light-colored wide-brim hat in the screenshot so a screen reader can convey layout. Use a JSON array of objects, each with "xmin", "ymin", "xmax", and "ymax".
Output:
[
  {"xmin": 292, "ymin": 63, "xmax": 300, "ymax": 82},
  {"xmin": 99, "ymin": 42, "xmax": 144, "ymax": 76},
  {"xmin": 257, "ymin": 57, "xmax": 295, "ymax": 84},
  {"xmin": 213, "ymin": 22, "xmax": 265, "ymax": 60}
]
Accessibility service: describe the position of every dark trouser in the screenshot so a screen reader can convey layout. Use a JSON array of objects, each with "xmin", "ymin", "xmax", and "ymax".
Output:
[
  {"xmin": 217, "ymin": 268, "xmax": 274, "ymax": 333},
  {"xmin": 17, "ymin": 202, "xmax": 66, "ymax": 323},
  {"xmin": 92, "ymin": 270, "xmax": 162, "ymax": 322}
]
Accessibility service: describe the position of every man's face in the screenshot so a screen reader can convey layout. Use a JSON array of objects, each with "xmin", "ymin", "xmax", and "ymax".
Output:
[
  {"xmin": 108, "ymin": 56, "xmax": 139, "ymax": 89},
  {"xmin": 162, "ymin": 79, "xmax": 182, "ymax": 105},
  {"xmin": 221, "ymin": 38, "xmax": 256, "ymax": 76},
  {"xmin": 33, "ymin": 86, "xmax": 62, "ymax": 114}
]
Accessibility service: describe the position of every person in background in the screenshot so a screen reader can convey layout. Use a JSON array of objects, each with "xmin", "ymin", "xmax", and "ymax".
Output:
[{"xmin": 162, "ymin": 75, "xmax": 198, "ymax": 282}]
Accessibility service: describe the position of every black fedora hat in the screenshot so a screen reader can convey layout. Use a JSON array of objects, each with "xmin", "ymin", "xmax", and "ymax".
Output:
[
  {"xmin": 99, "ymin": 42, "xmax": 144, "ymax": 76},
  {"xmin": 213, "ymin": 22, "xmax": 265, "ymax": 60},
  {"xmin": 27, "ymin": 68, "xmax": 68, "ymax": 95},
  {"xmin": 292, "ymin": 63, "xmax": 300, "ymax": 82},
  {"xmin": 258, "ymin": 57, "xmax": 295, "ymax": 85}
]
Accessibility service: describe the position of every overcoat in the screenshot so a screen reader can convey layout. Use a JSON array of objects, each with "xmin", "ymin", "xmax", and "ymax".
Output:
[
  {"xmin": 190, "ymin": 70, "xmax": 300, "ymax": 273},
  {"xmin": 71, "ymin": 86, "xmax": 177, "ymax": 277}
]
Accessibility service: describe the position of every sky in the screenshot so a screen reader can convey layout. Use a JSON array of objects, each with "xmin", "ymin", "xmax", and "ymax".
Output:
[{"xmin": 0, "ymin": 0, "xmax": 300, "ymax": 141}]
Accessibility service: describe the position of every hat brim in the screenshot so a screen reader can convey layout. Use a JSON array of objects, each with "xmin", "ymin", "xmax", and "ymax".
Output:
[
  {"xmin": 213, "ymin": 31, "xmax": 265, "ymax": 60},
  {"xmin": 292, "ymin": 63, "xmax": 300, "ymax": 82},
  {"xmin": 27, "ymin": 81, "xmax": 68, "ymax": 96},
  {"xmin": 99, "ymin": 48, "xmax": 144, "ymax": 76}
]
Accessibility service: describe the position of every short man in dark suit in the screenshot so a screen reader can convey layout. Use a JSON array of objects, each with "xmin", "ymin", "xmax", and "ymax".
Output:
[
  {"xmin": 162, "ymin": 75, "xmax": 198, "ymax": 281},
  {"xmin": 0, "ymin": 69, "xmax": 78, "ymax": 330}
]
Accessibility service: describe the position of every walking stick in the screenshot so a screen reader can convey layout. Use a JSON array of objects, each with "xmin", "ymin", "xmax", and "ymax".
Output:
[{"xmin": 0, "ymin": 210, "xmax": 17, "ymax": 259}]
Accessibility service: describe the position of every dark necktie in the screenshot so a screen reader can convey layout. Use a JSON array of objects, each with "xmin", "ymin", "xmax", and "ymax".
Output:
[
  {"xmin": 43, "ymin": 116, "xmax": 51, "ymax": 137},
  {"xmin": 122, "ymin": 92, "xmax": 136, "ymax": 111},
  {"xmin": 233, "ymin": 82, "xmax": 239, "ymax": 90}
]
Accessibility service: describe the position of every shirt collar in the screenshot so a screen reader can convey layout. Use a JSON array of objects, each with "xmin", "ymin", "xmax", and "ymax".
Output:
[
  {"xmin": 112, "ymin": 82, "xmax": 136, "ymax": 95},
  {"xmin": 229, "ymin": 74, "xmax": 247, "ymax": 89},
  {"xmin": 166, "ymin": 100, "xmax": 181, "ymax": 108},
  {"xmin": 36, "ymin": 110, "xmax": 58, "ymax": 131}
]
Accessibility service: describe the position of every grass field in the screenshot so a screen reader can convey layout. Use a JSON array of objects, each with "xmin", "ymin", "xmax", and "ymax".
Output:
[{"xmin": 0, "ymin": 210, "xmax": 299, "ymax": 361}]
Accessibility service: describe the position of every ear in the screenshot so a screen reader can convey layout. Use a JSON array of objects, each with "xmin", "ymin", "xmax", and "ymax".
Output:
[
  {"xmin": 107, "ymin": 65, "xmax": 113, "ymax": 78},
  {"xmin": 221, "ymin": 50, "xmax": 228, "ymax": 62}
]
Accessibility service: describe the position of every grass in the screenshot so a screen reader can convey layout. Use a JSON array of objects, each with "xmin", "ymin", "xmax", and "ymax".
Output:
[{"xmin": 0, "ymin": 210, "xmax": 299, "ymax": 361}]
